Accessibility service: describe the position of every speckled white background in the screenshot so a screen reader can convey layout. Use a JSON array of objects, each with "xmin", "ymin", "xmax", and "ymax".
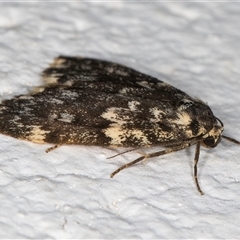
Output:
[{"xmin": 0, "ymin": 2, "xmax": 240, "ymax": 239}]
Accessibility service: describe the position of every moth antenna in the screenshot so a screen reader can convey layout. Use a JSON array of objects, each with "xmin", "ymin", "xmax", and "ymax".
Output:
[
  {"xmin": 222, "ymin": 135, "xmax": 240, "ymax": 145},
  {"xmin": 107, "ymin": 148, "xmax": 139, "ymax": 159}
]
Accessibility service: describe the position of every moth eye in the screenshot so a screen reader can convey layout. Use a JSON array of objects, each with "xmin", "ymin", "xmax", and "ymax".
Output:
[
  {"xmin": 203, "ymin": 135, "xmax": 221, "ymax": 148},
  {"xmin": 203, "ymin": 137, "xmax": 215, "ymax": 147}
]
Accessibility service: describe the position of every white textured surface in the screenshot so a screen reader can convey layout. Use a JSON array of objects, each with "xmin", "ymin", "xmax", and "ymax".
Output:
[{"xmin": 0, "ymin": 2, "xmax": 240, "ymax": 239}]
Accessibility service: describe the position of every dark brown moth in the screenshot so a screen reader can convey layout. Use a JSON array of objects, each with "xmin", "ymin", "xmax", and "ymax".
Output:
[{"xmin": 0, "ymin": 56, "xmax": 239, "ymax": 195}]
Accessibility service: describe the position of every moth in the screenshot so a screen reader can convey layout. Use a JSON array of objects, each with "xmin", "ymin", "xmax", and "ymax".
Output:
[{"xmin": 0, "ymin": 56, "xmax": 239, "ymax": 195}]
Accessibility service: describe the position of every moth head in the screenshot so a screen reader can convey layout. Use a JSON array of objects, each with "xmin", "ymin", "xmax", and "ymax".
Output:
[{"xmin": 201, "ymin": 118, "xmax": 224, "ymax": 148}]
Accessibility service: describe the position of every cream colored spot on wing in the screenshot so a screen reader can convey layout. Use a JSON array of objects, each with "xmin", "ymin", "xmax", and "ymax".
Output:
[
  {"xmin": 102, "ymin": 107, "xmax": 150, "ymax": 145},
  {"xmin": 48, "ymin": 113, "xmax": 58, "ymax": 121},
  {"xmin": 157, "ymin": 82, "xmax": 170, "ymax": 87},
  {"xmin": 18, "ymin": 95, "xmax": 34, "ymax": 100},
  {"xmin": 43, "ymin": 75, "xmax": 59, "ymax": 85},
  {"xmin": 44, "ymin": 77, "xmax": 74, "ymax": 87},
  {"xmin": 62, "ymin": 80, "xmax": 74, "ymax": 86},
  {"xmin": 173, "ymin": 112, "xmax": 191, "ymax": 126},
  {"xmin": 103, "ymin": 126, "xmax": 150, "ymax": 146},
  {"xmin": 115, "ymin": 69, "xmax": 129, "ymax": 76},
  {"xmin": 50, "ymin": 57, "xmax": 67, "ymax": 68},
  {"xmin": 106, "ymin": 66, "xmax": 115, "ymax": 73},
  {"xmin": 58, "ymin": 113, "xmax": 75, "ymax": 123},
  {"xmin": 101, "ymin": 107, "xmax": 129, "ymax": 125},
  {"xmin": 171, "ymin": 112, "xmax": 196, "ymax": 138},
  {"xmin": 10, "ymin": 116, "xmax": 23, "ymax": 127},
  {"xmin": 50, "ymin": 98, "xmax": 64, "ymax": 105},
  {"xmin": 31, "ymin": 86, "xmax": 46, "ymax": 94},
  {"xmin": 137, "ymin": 81, "xmax": 152, "ymax": 89},
  {"xmin": 149, "ymin": 107, "xmax": 164, "ymax": 122},
  {"xmin": 0, "ymin": 106, "xmax": 7, "ymax": 112},
  {"xmin": 128, "ymin": 101, "xmax": 140, "ymax": 111},
  {"xmin": 119, "ymin": 88, "xmax": 128, "ymax": 94},
  {"xmin": 61, "ymin": 90, "xmax": 79, "ymax": 98},
  {"xmin": 27, "ymin": 126, "xmax": 50, "ymax": 143}
]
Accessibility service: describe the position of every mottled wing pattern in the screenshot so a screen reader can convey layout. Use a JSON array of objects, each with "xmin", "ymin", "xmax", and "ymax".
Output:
[{"xmin": 0, "ymin": 56, "xmax": 215, "ymax": 147}]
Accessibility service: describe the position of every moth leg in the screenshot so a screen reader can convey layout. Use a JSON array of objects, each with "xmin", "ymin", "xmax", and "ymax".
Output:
[
  {"xmin": 110, "ymin": 155, "xmax": 145, "ymax": 178},
  {"xmin": 194, "ymin": 142, "xmax": 204, "ymax": 195},
  {"xmin": 46, "ymin": 144, "xmax": 62, "ymax": 153},
  {"xmin": 136, "ymin": 150, "xmax": 152, "ymax": 165},
  {"xmin": 111, "ymin": 142, "xmax": 196, "ymax": 178},
  {"xmin": 138, "ymin": 142, "xmax": 187, "ymax": 164}
]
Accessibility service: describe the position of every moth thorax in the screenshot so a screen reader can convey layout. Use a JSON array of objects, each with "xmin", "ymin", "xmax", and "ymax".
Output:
[{"xmin": 201, "ymin": 118, "xmax": 224, "ymax": 148}]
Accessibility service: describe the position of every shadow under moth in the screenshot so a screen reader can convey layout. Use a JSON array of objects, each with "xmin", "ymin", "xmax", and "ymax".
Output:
[{"xmin": 0, "ymin": 56, "xmax": 239, "ymax": 195}]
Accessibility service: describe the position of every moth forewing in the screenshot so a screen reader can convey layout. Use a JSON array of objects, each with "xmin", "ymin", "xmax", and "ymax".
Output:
[{"xmin": 0, "ymin": 55, "xmax": 239, "ymax": 195}]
